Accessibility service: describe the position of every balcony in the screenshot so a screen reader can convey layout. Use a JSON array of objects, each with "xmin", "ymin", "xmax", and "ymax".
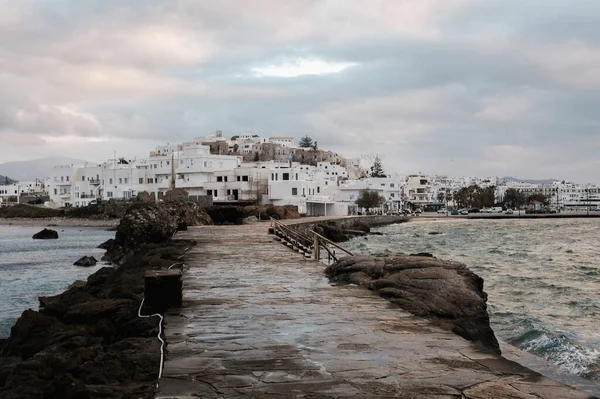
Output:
[{"xmin": 89, "ymin": 179, "xmax": 100, "ymax": 185}]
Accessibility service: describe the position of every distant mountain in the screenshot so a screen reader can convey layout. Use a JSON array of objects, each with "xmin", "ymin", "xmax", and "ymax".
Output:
[
  {"xmin": 0, "ymin": 175, "xmax": 16, "ymax": 185},
  {"xmin": 0, "ymin": 156, "xmax": 90, "ymax": 181},
  {"xmin": 501, "ymin": 176, "xmax": 559, "ymax": 185}
]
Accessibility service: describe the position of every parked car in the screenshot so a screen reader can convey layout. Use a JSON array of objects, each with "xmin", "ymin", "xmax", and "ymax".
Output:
[
  {"xmin": 459, "ymin": 209, "xmax": 469, "ymax": 215},
  {"xmin": 451, "ymin": 209, "xmax": 459, "ymax": 215},
  {"xmin": 468, "ymin": 208, "xmax": 480, "ymax": 213},
  {"xmin": 437, "ymin": 208, "xmax": 447, "ymax": 214},
  {"xmin": 505, "ymin": 209, "xmax": 514, "ymax": 214}
]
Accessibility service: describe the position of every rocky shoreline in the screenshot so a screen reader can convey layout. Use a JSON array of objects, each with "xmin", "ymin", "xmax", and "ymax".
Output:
[
  {"xmin": 0, "ymin": 201, "xmax": 211, "ymax": 399},
  {"xmin": 325, "ymin": 254, "xmax": 501, "ymax": 354}
]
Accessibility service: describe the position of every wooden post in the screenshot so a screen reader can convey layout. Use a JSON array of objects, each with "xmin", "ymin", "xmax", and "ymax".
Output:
[{"xmin": 313, "ymin": 234, "xmax": 320, "ymax": 260}]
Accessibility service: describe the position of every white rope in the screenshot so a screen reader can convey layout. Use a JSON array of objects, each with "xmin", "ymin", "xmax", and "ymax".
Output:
[
  {"xmin": 168, "ymin": 262, "xmax": 184, "ymax": 270},
  {"xmin": 137, "ymin": 298, "xmax": 165, "ymax": 387}
]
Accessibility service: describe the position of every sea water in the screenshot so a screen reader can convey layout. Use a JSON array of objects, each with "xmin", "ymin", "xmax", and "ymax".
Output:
[
  {"xmin": 0, "ymin": 225, "xmax": 114, "ymax": 337},
  {"xmin": 344, "ymin": 218, "xmax": 600, "ymax": 382}
]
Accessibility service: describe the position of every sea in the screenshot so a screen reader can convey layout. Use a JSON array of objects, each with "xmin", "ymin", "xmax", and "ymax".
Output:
[
  {"xmin": 0, "ymin": 225, "xmax": 115, "ymax": 338},
  {"xmin": 344, "ymin": 218, "xmax": 600, "ymax": 383}
]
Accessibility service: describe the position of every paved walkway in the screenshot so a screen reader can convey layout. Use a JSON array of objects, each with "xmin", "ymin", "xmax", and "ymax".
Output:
[{"xmin": 156, "ymin": 223, "xmax": 596, "ymax": 399}]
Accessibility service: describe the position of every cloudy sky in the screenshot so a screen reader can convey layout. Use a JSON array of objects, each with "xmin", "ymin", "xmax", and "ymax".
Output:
[{"xmin": 1, "ymin": 0, "xmax": 599, "ymax": 182}]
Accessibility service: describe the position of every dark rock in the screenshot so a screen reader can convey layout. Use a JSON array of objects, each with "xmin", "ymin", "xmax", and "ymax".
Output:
[
  {"xmin": 325, "ymin": 255, "xmax": 501, "ymax": 354},
  {"xmin": 410, "ymin": 252, "xmax": 434, "ymax": 257},
  {"xmin": 0, "ymin": 238, "xmax": 196, "ymax": 398},
  {"xmin": 73, "ymin": 256, "xmax": 97, "ymax": 267},
  {"xmin": 206, "ymin": 204, "xmax": 300, "ymax": 225},
  {"xmin": 97, "ymin": 238, "xmax": 114, "ymax": 250},
  {"xmin": 428, "ymin": 231, "xmax": 443, "ymax": 235},
  {"xmin": 32, "ymin": 228, "xmax": 58, "ymax": 239},
  {"xmin": 0, "ymin": 204, "xmax": 63, "ymax": 219},
  {"xmin": 314, "ymin": 222, "xmax": 349, "ymax": 242},
  {"xmin": 177, "ymin": 222, "xmax": 188, "ymax": 231}
]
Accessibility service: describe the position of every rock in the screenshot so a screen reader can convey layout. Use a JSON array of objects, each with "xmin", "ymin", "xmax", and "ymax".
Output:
[
  {"xmin": 177, "ymin": 222, "xmax": 188, "ymax": 231},
  {"xmin": 0, "ymin": 204, "xmax": 64, "ymax": 219},
  {"xmin": 0, "ymin": 237, "xmax": 195, "ymax": 398},
  {"xmin": 243, "ymin": 216, "xmax": 259, "ymax": 224},
  {"xmin": 428, "ymin": 231, "xmax": 443, "ymax": 235},
  {"xmin": 97, "ymin": 238, "xmax": 114, "ymax": 250},
  {"xmin": 32, "ymin": 228, "xmax": 59, "ymax": 239},
  {"xmin": 314, "ymin": 222, "xmax": 349, "ymax": 242},
  {"xmin": 73, "ymin": 256, "xmax": 98, "ymax": 267},
  {"xmin": 325, "ymin": 255, "xmax": 501, "ymax": 354},
  {"xmin": 206, "ymin": 204, "xmax": 300, "ymax": 225}
]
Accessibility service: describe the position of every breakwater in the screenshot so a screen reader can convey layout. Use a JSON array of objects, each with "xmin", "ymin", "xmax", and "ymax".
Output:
[{"xmin": 0, "ymin": 202, "xmax": 211, "ymax": 399}]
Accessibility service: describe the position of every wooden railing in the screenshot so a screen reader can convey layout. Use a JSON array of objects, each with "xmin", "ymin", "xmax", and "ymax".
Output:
[{"xmin": 270, "ymin": 218, "xmax": 354, "ymax": 263}]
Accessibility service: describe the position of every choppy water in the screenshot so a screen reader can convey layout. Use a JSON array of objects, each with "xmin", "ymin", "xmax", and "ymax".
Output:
[
  {"xmin": 0, "ymin": 225, "xmax": 114, "ymax": 338},
  {"xmin": 345, "ymin": 218, "xmax": 600, "ymax": 382}
]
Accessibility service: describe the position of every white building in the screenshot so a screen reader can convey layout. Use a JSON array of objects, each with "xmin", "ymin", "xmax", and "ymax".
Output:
[
  {"xmin": 338, "ymin": 176, "xmax": 404, "ymax": 214},
  {"xmin": 0, "ymin": 180, "xmax": 46, "ymax": 205},
  {"xmin": 268, "ymin": 136, "xmax": 294, "ymax": 147},
  {"xmin": 404, "ymin": 174, "xmax": 433, "ymax": 208}
]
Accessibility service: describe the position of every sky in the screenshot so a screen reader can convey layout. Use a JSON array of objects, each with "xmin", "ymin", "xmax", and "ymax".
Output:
[{"xmin": 1, "ymin": 0, "xmax": 600, "ymax": 183}]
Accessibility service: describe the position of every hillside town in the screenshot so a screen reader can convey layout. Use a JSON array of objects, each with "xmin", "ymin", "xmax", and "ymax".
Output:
[{"xmin": 1, "ymin": 132, "xmax": 599, "ymax": 215}]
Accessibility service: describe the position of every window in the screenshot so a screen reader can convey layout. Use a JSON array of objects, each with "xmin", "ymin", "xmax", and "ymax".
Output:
[
  {"xmin": 271, "ymin": 173, "xmax": 274, "ymax": 180},
  {"xmin": 390, "ymin": 193, "xmax": 395, "ymax": 197},
  {"xmin": 282, "ymin": 173, "xmax": 290, "ymax": 180},
  {"xmin": 119, "ymin": 178, "xmax": 123, "ymax": 184},
  {"xmin": 237, "ymin": 176, "xmax": 241, "ymax": 181},
  {"xmin": 295, "ymin": 173, "xmax": 298, "ymax": 180},
  {"xmin": 148, "ymin": 178, "xmax": 154, "ymax": 184},
  {"xmin": 224, "ymin": 176, "xmax": 228, "ymax": 182},
  {"xmin": 227, "ymin": 190, "xmax": 231, "ymax": 195},
  {"xmin": 54, "ymin": 189, "xmax": 57, "ymax": 195},
  {"xmin": 242, "ymin": 176, "xmax": 249, "ymax": 182},
  {"xmin": 124, "ymin": 178, "xmax": 128, "ymax": 184},
  {"xmin": 292, "ymin": 188, "xmax": 298, "ymax": 195},
  {"xmin": 207, "ymin": 190, "xmax": 212, "ymax": 196},
  {"xmin": 166, "ymin": 161, "xmax": 170, "ymax": 166},
  {"xmin": 66, "ymin": 176, "xmax": 69, "ymax": 182},
  {"xmin": 82, "ymin": 176, "xmax": 85, "ymax": 181},
  {"xmin": 217, "ymin": 176, "xmax": 223, "ymax": 182},
  {"xmin": 139, "ymin": 178, "xmax": 144, "ymax": 184},
  {"xmin": 317, "ymin": 187, "xmax": 320, "ymax": 193},
  {"xmin": 302, "ymin": 188, "xmax": 305, "ymax": 196},
  {"xmin": 107, "ymin": 191, "xmax": 113, "ymax": 198}
]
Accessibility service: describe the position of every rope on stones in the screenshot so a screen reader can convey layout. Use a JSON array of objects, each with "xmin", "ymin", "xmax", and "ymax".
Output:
[{"xmin": 137, "ymin": 298, "xmax": 165, "ymax": 387}]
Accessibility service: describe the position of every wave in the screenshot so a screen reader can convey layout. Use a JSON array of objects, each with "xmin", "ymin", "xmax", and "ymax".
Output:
[{"xmin": 510, "ymin": 327, "xmax": 600, "ymax": 381}]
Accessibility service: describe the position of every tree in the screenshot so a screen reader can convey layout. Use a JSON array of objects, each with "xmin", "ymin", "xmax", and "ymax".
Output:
[
  {"xmin": 370, "ymin": 156, "xmax": 386, "ymax": 178},
  {"xmin": 526, "ymin": 194, "xmax": 549, "ymax": 206},
  {"xmin": 298, "ymin": 135, "xmax": 314, "ymax": 148},
  {"xmin": 233, "ymin": 143, "xmax": 239, "ymax": 153},
  {"xmin": 355, "ymin": 189, "xmax": 385, "ymax": 213},
  {"xmin": 503, "ymin": 188, "xmax": 526, "ymax": 209},
  {"xmin": 437, "ymin": 192, "xmax": 445, "ymax": 203}
]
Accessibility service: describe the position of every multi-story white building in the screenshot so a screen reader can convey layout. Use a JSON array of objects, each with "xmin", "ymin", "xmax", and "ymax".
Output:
[
  {"xmin": 268, "ymin": 136, "xmax": 294, "ymax": 147},
  {"xmin": 404, "ymin": 174, "xmax": 433, "ymax": 207},
  {"xmin": 0, "ymin": 180, "xmax": 46, "ymax": 205},
  {"xmin": 337, "ymin": 176, "xmax": 404, "ymax": 214}
]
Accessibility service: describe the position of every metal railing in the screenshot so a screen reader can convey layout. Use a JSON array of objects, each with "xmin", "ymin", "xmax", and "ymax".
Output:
[{"xmin": 270, "ymin": 218, "xmax": 354, "ymax": 263}]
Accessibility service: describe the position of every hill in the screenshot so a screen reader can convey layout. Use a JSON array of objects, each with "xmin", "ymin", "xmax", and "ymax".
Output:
[
  {"xmin": 0, "ymin": 156, "xmax": 89, "ymax": 181},
  {"xmin": 0, "ymin": 175, "xmax": 16, "ymax": 185}
]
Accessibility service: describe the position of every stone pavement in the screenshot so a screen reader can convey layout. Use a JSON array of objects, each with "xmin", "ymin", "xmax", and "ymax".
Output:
[{"xmin": 156, "ymin": 223, "xmax": 597, "ymax": 399}]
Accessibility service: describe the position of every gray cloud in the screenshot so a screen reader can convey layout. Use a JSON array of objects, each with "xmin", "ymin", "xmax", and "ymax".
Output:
[{"xmin": 0, "ymin": 0, "xmax": 599, "ymax": 182}]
